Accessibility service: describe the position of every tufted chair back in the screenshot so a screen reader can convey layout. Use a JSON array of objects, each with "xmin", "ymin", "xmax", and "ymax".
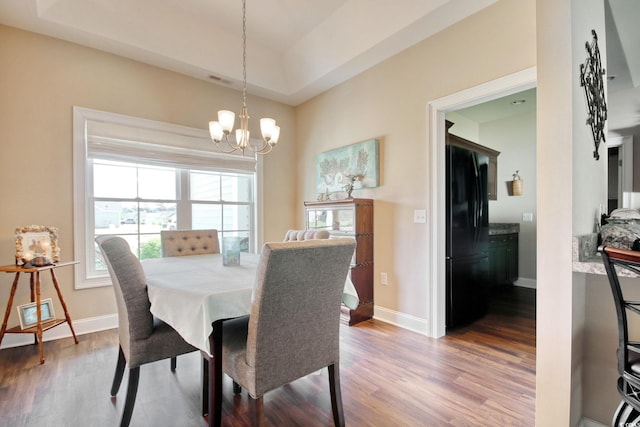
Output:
[
  {"xmin": 161, "ymin": 229, "xmax": 220, "ymax": 257},
  {"xmin": 283, "ymin": 229, "xmax": 330, "ymax": 242}
]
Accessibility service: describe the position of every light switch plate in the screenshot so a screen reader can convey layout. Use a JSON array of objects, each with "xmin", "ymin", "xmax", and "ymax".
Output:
[{"xmin": 414, "ymin": 209, "xmax": 427, "ymax": 223}]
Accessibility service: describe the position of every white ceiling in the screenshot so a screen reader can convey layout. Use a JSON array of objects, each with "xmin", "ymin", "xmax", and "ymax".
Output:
[
  {"xmin": 604, "ymin": 0, "xmax": 640, "ymax": 135},
  {"xmin": 0, "ymin": 0, "xmax": 638, "ymax": 134},
  {"xmin": 0, "ymin": 0, "xmax": 496, "ymax": 106}
]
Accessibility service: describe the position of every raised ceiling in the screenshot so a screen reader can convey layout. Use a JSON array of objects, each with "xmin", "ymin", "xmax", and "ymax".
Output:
[
  {"xmin": 0, "ymin": 0, "xmax": 638, "ymax": 134},
  {"xmin": 0, "ymin": 0, "xmax": 496, "ymax": 106}
]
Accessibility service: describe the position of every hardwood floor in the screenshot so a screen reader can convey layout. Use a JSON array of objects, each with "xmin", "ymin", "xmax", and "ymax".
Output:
[{"xmin": 0, "ymin": 287, "xmax": 535, "ymax": 426}]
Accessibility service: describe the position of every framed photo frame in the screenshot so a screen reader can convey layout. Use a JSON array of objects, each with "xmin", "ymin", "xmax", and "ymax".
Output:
[
  {"xmin": 15, "ymin": 225, "xmax": 60, "ymax": 265},
  {"xmin": 316, "ymin": 139, "xmax": 380, "ymax": 197},
  {"xmin": 17, "ymin": 298, "xmax": 56, "ymax": 329}
]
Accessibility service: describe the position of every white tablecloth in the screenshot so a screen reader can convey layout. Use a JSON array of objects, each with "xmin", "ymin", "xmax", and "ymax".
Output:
[{"xmin": 142, "ymin": 253, "xmax": 359, "ymax": 354}]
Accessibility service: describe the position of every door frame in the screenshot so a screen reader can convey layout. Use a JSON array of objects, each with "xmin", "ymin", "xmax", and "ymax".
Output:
[{"xmin": 427, "ymin": 67, "xmax": 537, "ymax": 338}]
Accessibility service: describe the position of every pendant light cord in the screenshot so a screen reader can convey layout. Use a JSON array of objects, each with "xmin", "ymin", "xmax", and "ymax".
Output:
[{"xmin": 242, "ymin": 0, "xmax": 247, "ymax": 110}]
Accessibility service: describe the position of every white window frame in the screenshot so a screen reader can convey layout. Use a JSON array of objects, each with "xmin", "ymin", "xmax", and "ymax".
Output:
[{"xmin": 73, "ymin": 107, "xmax": 264, "ymax": 289}]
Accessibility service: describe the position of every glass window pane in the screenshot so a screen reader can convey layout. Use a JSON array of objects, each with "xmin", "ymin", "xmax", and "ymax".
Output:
[
  {"xmin": 118, "ymin": 201, "xmax": 141, "ymax": 231},
  {"xmin": 223, "ymin": 205, "xmax": 251, "ymax": 231},
  {"xmin": 221, "ymin": 174, "xmax": 251, "ymax": 202},
  {"xmin": 139, "ymin": 202, "xmax": 177, "ymax": 231},
  {"xmin": 138, "ymin": 166, "xmax": 176, "ymax": 199},
  {"xmin": 94, "ymin": 201, "xmax": 177, "ymax": 234},
  {"xmin": 94, "ymin": 201, "xmax": 122, "ymax": 230},
  {"xmin": 94, "ymin": 163, "xmax": 137, "ymax": 198},
  {"xmin": 139, "ymin": 234, "xmax": 162, "ymax": 260},
  {"xmin": 192, "ymin": 204, "xmax": 222, "ymax": 230},
  {"xmin": 191, "ymin": 172, "xmax": 220, "ymax": 201}
]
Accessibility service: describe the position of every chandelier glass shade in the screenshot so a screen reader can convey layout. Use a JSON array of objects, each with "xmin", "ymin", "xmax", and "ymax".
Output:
[{"xmin": 209, "ymin": 0, "xmax": 279, "ymax": 155}]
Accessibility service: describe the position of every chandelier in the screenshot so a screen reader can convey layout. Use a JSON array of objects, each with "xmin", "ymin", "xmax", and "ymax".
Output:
[{"xmin": 209, "ymin": 0, "xmax": 280, "ymax": 155}]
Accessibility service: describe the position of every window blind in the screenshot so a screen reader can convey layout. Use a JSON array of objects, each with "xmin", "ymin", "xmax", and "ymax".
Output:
[{"xmin": 85, "ymin": 117, "xmax": 257, "ymax": 173}]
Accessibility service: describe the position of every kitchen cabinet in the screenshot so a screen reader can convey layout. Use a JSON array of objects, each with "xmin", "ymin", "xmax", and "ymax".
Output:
[
  {"xmin": 446, "ymin": 120, "xmax": 500, "ymax": 200},
  {"xmin": 304, "ymin": 198, "xmax": 373, "ymax": 325},
  {"xmin": 488, "ymin": 233, "xmax": 518, "ymax": 286}
]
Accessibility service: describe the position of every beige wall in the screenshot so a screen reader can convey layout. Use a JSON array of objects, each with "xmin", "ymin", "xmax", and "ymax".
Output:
[
  {"xmin": 482, "ymin": 111, "xmax": 538, "ymax": 282},
  {"xmin": 0, "ymin": 1, "xmax": 624, "ymax": 425},
  {"xmin": 296, "ymin": 0, "xmax": 536, "ymax": 320},
  {"xmin": 0, "ymin": 25, "xmax": 296, "ymax": 325}
]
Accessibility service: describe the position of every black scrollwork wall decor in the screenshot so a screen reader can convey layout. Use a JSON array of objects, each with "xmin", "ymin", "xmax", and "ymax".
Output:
[{"xmin": 579, "ymin": 29, "xmax": 607, "ymax": 160}]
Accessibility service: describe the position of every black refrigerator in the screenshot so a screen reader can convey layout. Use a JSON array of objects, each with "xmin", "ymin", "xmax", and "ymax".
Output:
[{"xmin": 446, "ymin": 144, "xmax": 490, "ymax": 329}]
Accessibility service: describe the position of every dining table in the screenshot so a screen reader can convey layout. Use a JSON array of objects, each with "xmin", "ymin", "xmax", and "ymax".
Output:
[{"xmin": 141, "ymin": 252, "xmax": 359, "ymax": 427}]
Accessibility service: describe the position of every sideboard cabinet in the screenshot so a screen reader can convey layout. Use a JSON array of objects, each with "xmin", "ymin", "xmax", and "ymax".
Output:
[{"xmin": 304, "ymin": 198, "xmax": 373, "ymax": 325}]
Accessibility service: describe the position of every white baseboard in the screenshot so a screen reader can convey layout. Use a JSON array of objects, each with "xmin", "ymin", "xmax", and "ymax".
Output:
[
  {"xmin": 373, "ymin": 305, "xmax": 430, "ymax": 336},
  {"xmin": 0, "ymin": 313, "xmax": 118, "ymax": 350},
  {"xmin": 515, "ymin": 277, "xmax": 537, "ymax": 289},
  {"xmin": 581, "ymin": 417, "xmax": 606, "ymax": 427}
]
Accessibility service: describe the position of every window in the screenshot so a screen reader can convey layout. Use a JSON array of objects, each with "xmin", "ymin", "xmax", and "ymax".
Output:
[{"xmin": 74, "ymin": 107, "xmax": 262, "ymax": 289}]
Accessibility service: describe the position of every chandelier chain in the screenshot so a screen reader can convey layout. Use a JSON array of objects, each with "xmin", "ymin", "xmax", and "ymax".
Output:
[
  {"xmin": 242, "ymin": 0, "xmax": 247, "ymax": 109},
  {"xmin": 208, "ymin": 0, "xmax": 279, "ymax": 155}
]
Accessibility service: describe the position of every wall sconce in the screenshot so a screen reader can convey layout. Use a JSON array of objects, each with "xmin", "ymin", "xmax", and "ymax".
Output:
[{"xmin": 512, "ymin": 171, "xmax": 523, "ymax": 196}]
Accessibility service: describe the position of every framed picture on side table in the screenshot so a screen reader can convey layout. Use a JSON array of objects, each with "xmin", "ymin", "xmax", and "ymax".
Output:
[
  {"xmin": 17, "ymin": 298, "xmax": 56, "ymax": 330},
  {"xmin": 15, "ymin": 225, "xmax": 60, "ymax": 266}
]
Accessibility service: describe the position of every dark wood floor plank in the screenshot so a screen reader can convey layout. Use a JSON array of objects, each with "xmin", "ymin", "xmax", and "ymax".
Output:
[{"xmin": 0, "ymin": 287, "xmax": 535, "ymax": 426}]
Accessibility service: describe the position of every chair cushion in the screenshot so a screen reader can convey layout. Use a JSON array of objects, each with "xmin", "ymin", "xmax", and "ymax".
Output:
[{"xmin": 128, "ymin": 317, "xmax": 197, "ymax": 368}]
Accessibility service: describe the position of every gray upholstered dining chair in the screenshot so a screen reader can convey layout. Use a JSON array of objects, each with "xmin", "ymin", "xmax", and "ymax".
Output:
[
  {"xmin": 96, "ymin": 235, "xmax": 198, "ymax": 427},
  {"xmin": 215, "ymin": 238, "xmax": 356, "ymax": 426},
  {"xmin": 160, "ymin": 229, "xmax": 220, "ymax": 257},
  {"xmin": 282, "ymin": 229, "xmax": 330, "ymax": 241}
]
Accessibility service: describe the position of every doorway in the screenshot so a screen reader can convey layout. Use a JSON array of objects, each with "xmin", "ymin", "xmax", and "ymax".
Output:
[
  {"xmin": 607, "ymin": 136, "xmax": 634, "ymax": 212},
  {"xmin": 427, "ymin": 67, "xmax": 537, "ymax": 338}
]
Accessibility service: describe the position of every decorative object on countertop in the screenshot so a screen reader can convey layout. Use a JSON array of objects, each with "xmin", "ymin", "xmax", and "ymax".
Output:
[
  {"xmin": 222, "ymin": 236, "xmax": 241, "ymax": 266},
  {"xmin": 343, "ymin": 174, "xmax": 362, "ymax": 199},
  {"xmin": 600, "ymin": 209, "xmax": 640, "ymax": 250},
  {"xmin": 579, "ymin": 29, "xmax": 607, "ymax": 160},
  {"xmin": 511, "ymin": 171, "xmax": 523, "ymax": 196},
  {"xmin": 316, "ymin": 139, "xmax": 379, "ymax": 199},
  {"xmin": 15, "ymin": 225, "xmax": 59, "ymax": 266},
  {"xmin": 208, "ymin": 0, "xmax": 280, "ymax": 155}
]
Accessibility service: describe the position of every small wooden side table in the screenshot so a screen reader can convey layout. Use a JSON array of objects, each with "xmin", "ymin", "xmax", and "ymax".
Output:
[{"xmin": 0, "ymin": 261, "xmax": 79, "ymax": 364}]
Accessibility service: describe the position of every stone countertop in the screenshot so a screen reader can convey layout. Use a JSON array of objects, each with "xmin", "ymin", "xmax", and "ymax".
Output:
[
  {"xmin": 573, "ymin": 233, "xmax": 638, "ymax": 277},
  {"xmin": 489, "ymin": 223, "xmax": 520, "ymax": 235}
]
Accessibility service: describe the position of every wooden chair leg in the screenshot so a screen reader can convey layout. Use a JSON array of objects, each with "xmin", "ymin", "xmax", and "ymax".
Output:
[
  {"xmin": 170, "ymin": 356, "xmax": 177, "ymax": 372},
  {"xmin": 249, "ymin": 396, "xmax": 265, "ymax": 427},
  {"xmin": 233, "ymin": 381, "xmax": 242, "ymax": 394},
  {"xmin": 120, "ymin": 367, "xmax": 140, "ymax": 427},
  {"xmin": 111, "ymin": 346, "xmax": 126, "ymax": 396},
  {"xmin": 328, "ymin": 364, "xmax": 345, "ymax": 427}
]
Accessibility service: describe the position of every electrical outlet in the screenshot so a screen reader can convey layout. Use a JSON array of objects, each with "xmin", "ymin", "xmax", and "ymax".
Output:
[
  {"xmin": 381, "ymin": 272, "xmax": 388, "ymax": 286},
  {"xmin": 414, "ymin": 209, "xmax": 426, "ymax": 223},
  {"xmin": 522, "ymin": 212, "xmax": 533, "ymax": 222}
]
